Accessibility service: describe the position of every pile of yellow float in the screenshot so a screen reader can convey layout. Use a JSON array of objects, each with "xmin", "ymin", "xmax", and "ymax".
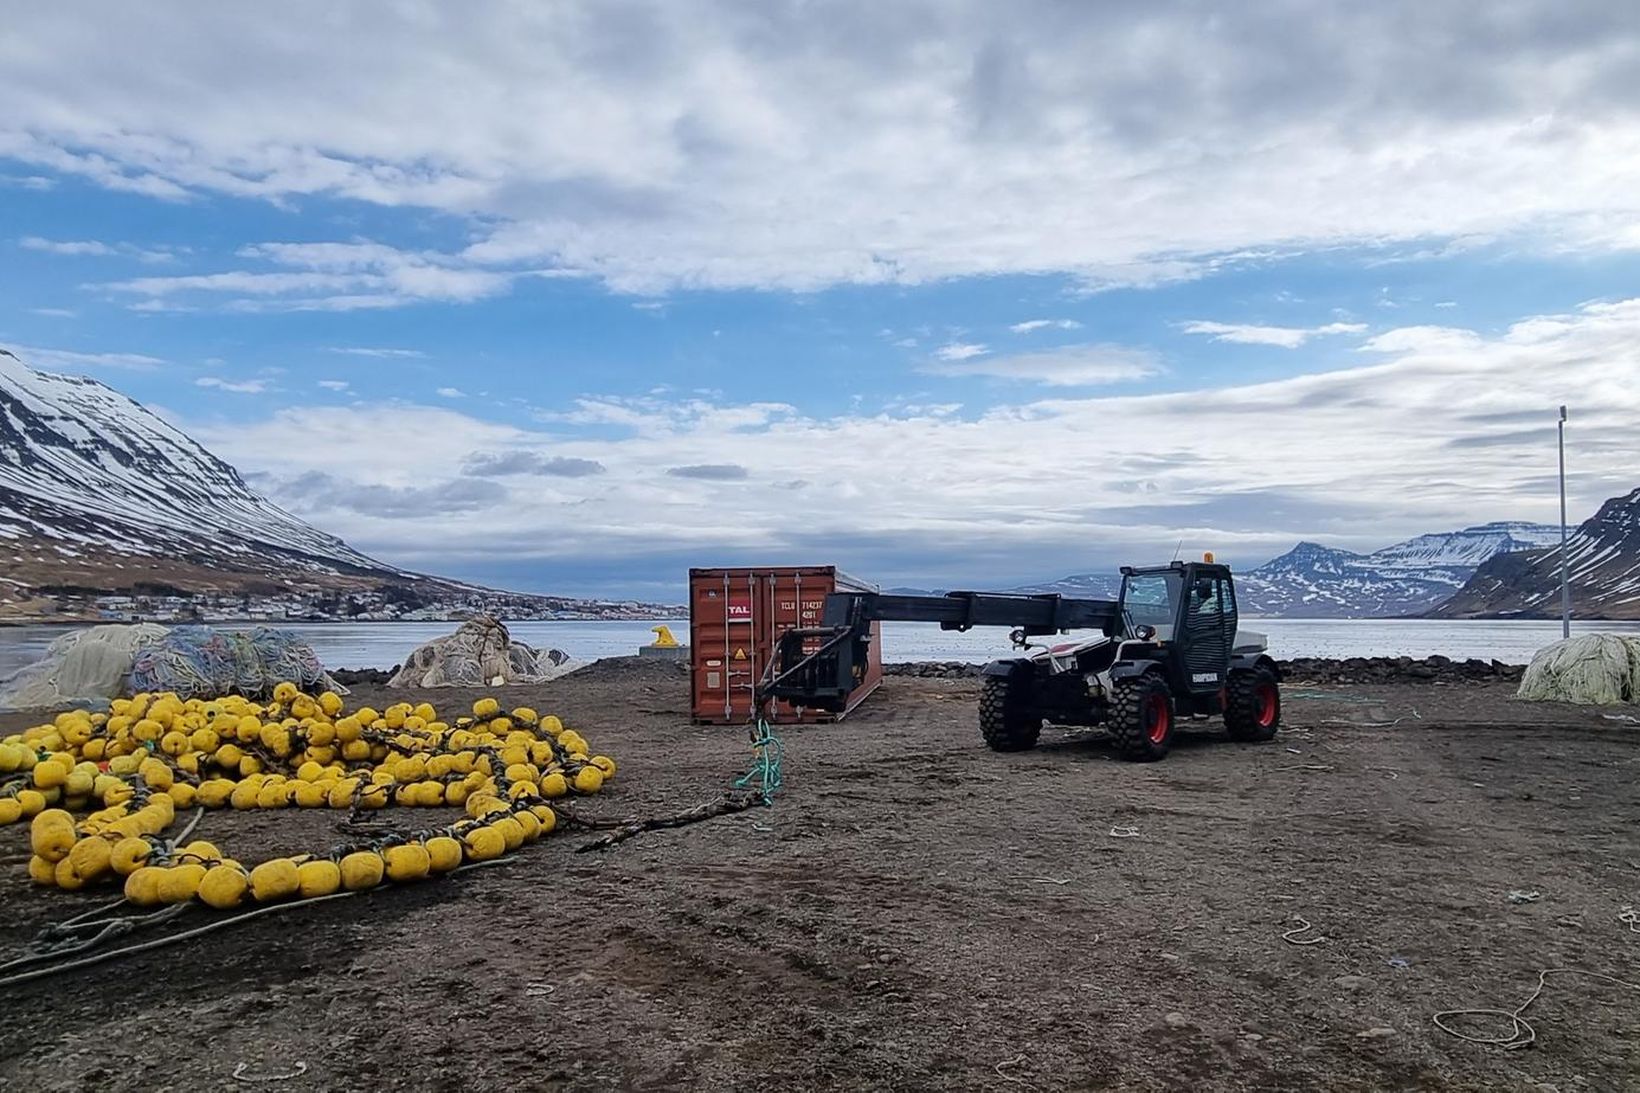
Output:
[{"xmin": 0, "ymin": 683, "xmax": 616, "ymax": 909}]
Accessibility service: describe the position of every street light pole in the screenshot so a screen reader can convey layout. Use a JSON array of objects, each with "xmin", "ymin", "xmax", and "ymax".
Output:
[{"xmin": 1558, "ymin": 405, "xmax": 1570, "ymax": 640}]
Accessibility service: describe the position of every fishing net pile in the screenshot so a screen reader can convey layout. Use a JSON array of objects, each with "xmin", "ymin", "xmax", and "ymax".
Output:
[
  {"xmin": 129, "ymin": 626, "xmax": 341, "ymax": 699},
  {"xmin": 388, "ymin": 616, "xmax": 580, "ymax": 688},
  {"xmin": 0, "ymin": 625, "xmax": 169, "ymax": 712},
  {"xmin": 0, "ymin": 625, "xmax": 339, "ymax": 712},
  {"xmin": 0, "ymin": 684, "xmax": 616, "ymax": 907},
  {"xmin": 1516, "ymin": 634, "xmax": 1640, "ymax": 705}
]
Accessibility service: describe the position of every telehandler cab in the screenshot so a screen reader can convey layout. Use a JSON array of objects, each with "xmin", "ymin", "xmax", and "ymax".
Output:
[{"xmin": 756, "ymin": 558, "xmax": 1281, "ymax": 761}]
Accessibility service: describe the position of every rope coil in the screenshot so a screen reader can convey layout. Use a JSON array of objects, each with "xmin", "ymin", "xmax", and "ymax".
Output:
[
  {"xmin": 734, "ymin": 718, "xmax": 783, "ymax": 804},
  {"xmin": 1433, "ymin": 968, "xmax": 1640, "ymax": 1049}
]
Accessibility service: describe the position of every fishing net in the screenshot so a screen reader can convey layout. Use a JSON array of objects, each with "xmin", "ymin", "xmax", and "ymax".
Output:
[
  {"xmin": 1516, "ymin": 634, "xmax": 1640, "ymax": 705},
  {"xmin": 387, "ymin": 616, "xmax": 581, "ymax": 688},
  {"xmin": 128, "ymin": 626, "xmax": 342, "ymax": 700},
  {"xmin": 0, "ymin": 624, "xmax": 169, "ymax": 711}
]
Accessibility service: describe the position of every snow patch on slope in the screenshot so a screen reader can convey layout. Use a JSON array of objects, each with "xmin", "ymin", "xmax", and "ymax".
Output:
[{"xmin": 0, "ymin": 348, "xmax": 396, "ymax": 575}]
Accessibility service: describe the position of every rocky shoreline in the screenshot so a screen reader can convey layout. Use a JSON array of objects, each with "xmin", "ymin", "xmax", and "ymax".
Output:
[
  {"xmin": 885, "ymin": 655, "xmax": 1526, "ymax": 685},
  {"xmin": 333, "ymin": 654, "xmax": 1527, "ymax": 690}
]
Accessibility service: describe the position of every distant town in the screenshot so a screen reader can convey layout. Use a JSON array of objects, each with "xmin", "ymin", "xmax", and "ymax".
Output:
[{"xmin": 31, "ymin": 585, "xmax": 682, "ymax": 626}]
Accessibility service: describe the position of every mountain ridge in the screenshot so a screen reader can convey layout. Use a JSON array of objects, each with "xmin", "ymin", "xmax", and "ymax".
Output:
[
  {"xmin": 0, "ymin": 350, "xmax": 673, "ymax": 621},
  {"xmin": 1433, "ymin": 488, "xmax": 1640, "ymax": 619},
  {"xmin": 1005, "ymin": 521, "xmax": 1562, "ymax": 617}
]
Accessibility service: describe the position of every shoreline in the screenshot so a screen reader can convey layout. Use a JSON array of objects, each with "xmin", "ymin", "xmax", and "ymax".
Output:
[
  {"xmin": 0, "ymin": 613, "xmax": 685, "ymax": 628},
  {"xmin": 328, "ymin": 653, "xmax": 1530, "ymax": 689}
]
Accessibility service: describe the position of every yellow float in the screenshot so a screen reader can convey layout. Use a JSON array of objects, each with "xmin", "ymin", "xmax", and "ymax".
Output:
[{"xmin": 0, "ymin": 689, "xmax": 617, "ymax": 910}]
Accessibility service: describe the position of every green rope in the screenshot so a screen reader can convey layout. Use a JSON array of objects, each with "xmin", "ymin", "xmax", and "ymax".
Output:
[{"xmin": 734, "ymin": 718, "xmax": 783, "ymax": 804}]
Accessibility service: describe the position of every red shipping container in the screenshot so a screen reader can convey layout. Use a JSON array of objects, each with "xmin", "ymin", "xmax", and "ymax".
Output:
[{"xmin": 689, "ymin": 566, "xmax": 883, "ymax": 724}]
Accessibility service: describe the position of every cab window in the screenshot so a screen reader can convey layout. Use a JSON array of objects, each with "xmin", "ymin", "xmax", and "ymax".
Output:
[{"xmin": 1120, "ymin": 572, "xmax": 1180, "ymax": 627}]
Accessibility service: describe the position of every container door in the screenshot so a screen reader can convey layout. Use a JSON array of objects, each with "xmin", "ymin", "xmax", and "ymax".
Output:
[
  {"xmin": 724, "ymin": 571, "xmax": 760, "ymax": 721},
  {"xmin": 691, "ymin": 572, "xmax": 759, "ymax": 722},
  {"xmin": 689, "ymin": 574, "xmax": 730, "ymax": 722},
  {"xmin": 762, "ymin": 570, "xmax": 835, "ymax": 721}
]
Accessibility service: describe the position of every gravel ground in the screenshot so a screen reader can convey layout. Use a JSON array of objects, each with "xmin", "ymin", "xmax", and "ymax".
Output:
[{"xmin": 0, "ymin": 659, "xmax": 1637, "ymax": 1091}]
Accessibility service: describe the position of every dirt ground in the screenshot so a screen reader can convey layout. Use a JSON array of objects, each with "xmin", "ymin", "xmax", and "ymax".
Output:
[{"xmin": 0, "ymin": 660, "xmax": 1637, "ymax": 1092}]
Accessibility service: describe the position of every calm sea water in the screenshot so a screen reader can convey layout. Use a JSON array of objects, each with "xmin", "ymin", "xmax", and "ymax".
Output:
[{"xmin": 4, "ymin": 617, "xmax": 1640, "ymax": 680}]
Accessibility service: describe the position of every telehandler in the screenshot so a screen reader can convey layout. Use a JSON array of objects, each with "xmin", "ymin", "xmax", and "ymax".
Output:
[{"xmin": 756, "ymin": 557, "xmax": 1280, "ymax": 761}]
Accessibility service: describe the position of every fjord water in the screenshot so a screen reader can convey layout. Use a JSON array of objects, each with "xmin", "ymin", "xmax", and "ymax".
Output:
[{"xmin": 7, "ymin": 618, "xmax": 1640, "ymax": 681}]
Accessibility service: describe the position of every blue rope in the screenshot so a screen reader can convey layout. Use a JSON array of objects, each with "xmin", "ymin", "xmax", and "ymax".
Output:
[{"xmin": 735, "ymin": 718, "xmax": 784, "ymax": 804}]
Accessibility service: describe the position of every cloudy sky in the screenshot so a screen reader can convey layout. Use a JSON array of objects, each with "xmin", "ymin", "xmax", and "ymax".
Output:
[{"xmin": 4, "ymin": 1, "xmax": 1640, "ymax": 599}]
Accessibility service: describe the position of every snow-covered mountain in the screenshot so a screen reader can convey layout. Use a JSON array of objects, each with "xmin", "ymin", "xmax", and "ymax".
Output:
[
  {"xmin": 0, "ymin": 349, "xmax": 672, "ymax": 620},
  {"xmin": 1364, "ymin": 522, "xmax": 1563, "ymax": 572},
  {"xmin": 0, "ymin": 348, "xmax": 391, "ymax": 578},
  {"xmin": 1008, "ymin": 522, "xmax": 1561, "ymax": 618},
  {"xmin": 1236, "ymin": 523, "xmax": 1560, "ymax": 617},
  {"xmin": 1235, "ymin": 542, "xmax": 1460, "ymax": 617},
  {"xmin": 1006, "ymin": 573, "xmax": 1122, "ymax": 599},
  {"xmin": 1434, "ymin": 488, "xmax": 1640, "ymax": 619}
]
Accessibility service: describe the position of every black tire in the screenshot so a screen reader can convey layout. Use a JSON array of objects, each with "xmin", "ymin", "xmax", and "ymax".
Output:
[
  {"xmin": 1224, "ymin": 664, "xmax": 1281, "ymax": 742},
  {"xmin": 1107, "ymin": 672, "xmax": 1176, "ymax": 762},
  {"xmin": 978, "ymin": 673, "xmax": 1042, "ymax": 752}
]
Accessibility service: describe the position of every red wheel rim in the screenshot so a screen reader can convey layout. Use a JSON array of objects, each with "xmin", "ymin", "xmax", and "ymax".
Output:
[
  {"xmin": 1146, "ymin": 694, "xmax": 1171, "ymax": 744},
  {"xmin": 1255, "ymin": 683, "xmax": 1278, "ymax": 727}
]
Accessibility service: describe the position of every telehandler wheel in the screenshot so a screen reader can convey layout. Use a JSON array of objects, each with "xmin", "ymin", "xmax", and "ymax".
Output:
[
  {"xmin": 1108, "ymin": 672, "xmax": 1175, "ymax": 762},
  {"xmin": 1224, "ymin": 665, "xmax": 1281, "ymax": 741},
  {"xmin": 978, "ymin": 674, "xmax": 1042, "ymax": 752}
]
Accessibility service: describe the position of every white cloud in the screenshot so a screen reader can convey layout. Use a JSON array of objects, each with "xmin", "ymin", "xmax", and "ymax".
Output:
[
  {"xmin": 923, "ymin": 343, "xmax": 1160, "ymax": 385},
  {"xmin": 22, "ymin": 236, "xmax": 177, "ymax": 262},
  {"xmin": 317, "ymin": 379, "xmax": 350, "ymax": 391},
  {"xmin": 5, "ymin": 5, "xmax": 1640, "ymax": 293},
  {"xmin": 0, "ymin": 174, "xmax": 54, "ymax": 191},
  {"xmin": 29, "ymin": 307, "xmax": 77, "ymax": 318},
  {"xmin": 100, "ymin": 240, "xmax": 528, "ymax": 310},
  {"xmin": 325, "ymin": 347, "xmax": 425, "ymax": 358},
  {"xmin": 4, "ymin": 344, "xmax": 164, "ymax": 370},
  {"xmin": 1179, "ymin": 321, "xmax": 1367, "ymax": 349},
  {"xmin": 23, "ymin": 237, "xmax": 115, "ymax": 257},
  {"xmin": 1010, "ymin": 319, "xmax": 1083, "ymax": 334},
  {"xmin": 1357, "ymin": 326, "xmax": 1483, "ymax": 354},
  {"xmin": 933, "ymin": 342, "xmax": 988, "ymax": 362},
  {"xmin": 195, "ymin": 298, "xmax": 1640, "ymax": 584},
  {"xmin": 436, "ymin": 387, "xmax": 465, "ymax": 398},
  {"xmin": 195, "ymin": 376, "xmax": 268, "ymax": 393}
]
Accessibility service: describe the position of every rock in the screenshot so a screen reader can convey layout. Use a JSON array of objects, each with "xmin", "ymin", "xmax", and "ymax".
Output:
[
  {"xmin": 1356, "ymin": 1026, "xmax": 1397, "ymax": 1040},
  {"xmin": 331, "ymin": 665, "xmax": 397, "ymax": 686},
  {"xmin": 1164, "ymin": 1012, "xmax": 1190, "ymax": 1029},
  {"xmin": 1278, "ymin": 655, "xmax": 1524, "ymax": 686},
  {"xmin": 1332, "ymin": 975, "xmax": 1371, "ymax": 992},
  {"xmin": 883, "ymin": 661, "xmax": 983, "ymax": 679},
  {"xmin": 1240, "ymin": 1032, "xmax": 1264, "ymax": 1043}
]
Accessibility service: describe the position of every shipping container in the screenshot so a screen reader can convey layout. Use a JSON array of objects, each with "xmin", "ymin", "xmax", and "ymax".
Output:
[{"xmin": 689, "ymin": 566, "xmax": 883, "ymax": 724}]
